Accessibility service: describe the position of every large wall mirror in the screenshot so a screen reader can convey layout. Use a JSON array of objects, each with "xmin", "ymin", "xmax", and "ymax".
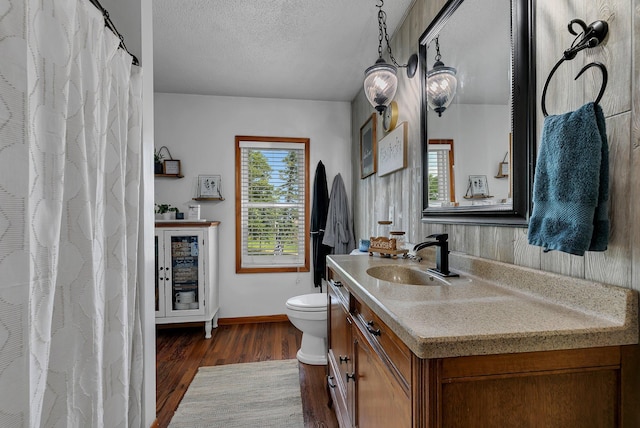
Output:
[{"xmin": 419, "ymin": 0, "xmax": 535, "ymax": 226}]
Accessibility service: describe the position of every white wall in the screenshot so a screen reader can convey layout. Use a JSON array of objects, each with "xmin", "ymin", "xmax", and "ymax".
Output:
[
  {"xmin": 154, "ymin": 93, "xmax": 352, "ymax": 317},
  {"xmin": 99, "ymin": 0, "xmax": 142, "ymax": 61},
  {"xmin": 428, "ymin": 104, "xmax": 510, "ymax": 203}
]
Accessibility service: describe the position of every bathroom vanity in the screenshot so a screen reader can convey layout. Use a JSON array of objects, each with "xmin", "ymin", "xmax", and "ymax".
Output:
[{"xmin": 326, "ymin": 253, "xmax": 639, "ymax": 427}]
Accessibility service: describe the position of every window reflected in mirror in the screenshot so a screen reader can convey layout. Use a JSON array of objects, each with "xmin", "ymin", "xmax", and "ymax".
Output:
[{"xmin": 427, "ymin": 139, "xmax": 456, "ymax": 207}]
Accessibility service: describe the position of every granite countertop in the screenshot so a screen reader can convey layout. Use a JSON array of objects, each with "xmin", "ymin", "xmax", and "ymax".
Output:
[{"xmin": 327, "ymin": 252, "xmax": 639, "ymax": 359}]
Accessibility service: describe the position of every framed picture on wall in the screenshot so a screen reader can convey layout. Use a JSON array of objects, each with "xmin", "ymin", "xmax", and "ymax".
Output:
[
  {"xmin": 163, "ymin": 159, "xmax": 181, "ymax": 175},
  {"xmin": 377, "ymin": 122, "xmax": 407, "ymax": 176},
  {"xmin": 360, "ymin": 113, "xmax": 377, "ymax": 179},
  {"xmin": 198, "ymin": 175, "xmax": 223, "ymax": 198},
  {"xmin": 469, "ymin": 175, "xmax": 490, "ymax": 197}
]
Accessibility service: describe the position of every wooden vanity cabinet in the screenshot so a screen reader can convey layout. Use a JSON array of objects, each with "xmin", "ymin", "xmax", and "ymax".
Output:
[
  {"xmin": 436, "ymin": 345, "xmax": 640, "ymax": 427},
  {"xmin": 327, "ymin": 267, "xmax": 640, "ymax": 428},
  {"xmin": 327, "ymin": 270, "xmax": 412, "ymax": 428},
  {"xmin": 327, "ymin": 278, "xmax": 354, "ymax": 428}
]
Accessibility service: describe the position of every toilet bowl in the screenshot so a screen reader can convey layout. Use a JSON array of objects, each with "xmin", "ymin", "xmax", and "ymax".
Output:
[{"xmin": 285, "ymin": 293, "xmax": 328, "ymax": 365}]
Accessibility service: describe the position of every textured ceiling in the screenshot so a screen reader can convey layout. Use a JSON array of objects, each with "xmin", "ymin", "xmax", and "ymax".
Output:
[{"xmin": 152, "ymin": 0, "xmax": 416, "ymax": 102}]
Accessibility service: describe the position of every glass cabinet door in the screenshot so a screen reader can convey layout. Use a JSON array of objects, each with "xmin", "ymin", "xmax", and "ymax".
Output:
[{"xmin": 164, "ymin": 230, "xmax": 206, "ymax": 317}]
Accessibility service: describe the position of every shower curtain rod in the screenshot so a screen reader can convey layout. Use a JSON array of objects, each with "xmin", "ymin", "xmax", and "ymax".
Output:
[{"xmin": 88, "ymin": 0, "xmax": 140, "ymax": 66}]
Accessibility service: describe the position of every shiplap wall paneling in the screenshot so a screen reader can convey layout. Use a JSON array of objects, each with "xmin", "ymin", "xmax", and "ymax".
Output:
[
  {"xmin": 632, "ymin": 0, "xmax": 640, "ymax": 293},
  {"xmin": 585, "ymin": 114, "xmax": 632, "ymax": 287}
]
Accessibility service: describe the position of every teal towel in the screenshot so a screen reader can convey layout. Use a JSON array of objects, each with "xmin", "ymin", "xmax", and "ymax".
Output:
[{"xmin": 528, "ymin": 102, "xmax": 609, "ymax": 256}]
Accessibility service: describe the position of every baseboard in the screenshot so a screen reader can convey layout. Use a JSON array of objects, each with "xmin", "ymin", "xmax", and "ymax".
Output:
[
  {"xmin": 218, "ymin": 314, "xmax": 289, "ymax": 325},
  {"xmin": 155, "ymin": 314, "xmax": 290, "ymax": 330},
  {"xmin": 156, "ymin": 322, "xmax": 203, "ymax": 330}
]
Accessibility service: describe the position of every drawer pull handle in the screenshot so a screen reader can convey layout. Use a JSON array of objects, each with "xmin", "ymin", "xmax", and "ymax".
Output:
[
  {"xmin": 327, "ymin": 375, "xmax": 336, "ymax": 388},
  {"xmin": 339, "ymin": 355, "xmax": 350, "ymax": 364},
  {"xmin": 346, "ymin": 373, "xmax": 356, "ymax": 383},
  {"xmin": 366, "ymin": 320, "xmax": 381, "ymax": 336},
  {"xmin": 331, "ymin": 279, "xmax": 343, "ymax": 288}
]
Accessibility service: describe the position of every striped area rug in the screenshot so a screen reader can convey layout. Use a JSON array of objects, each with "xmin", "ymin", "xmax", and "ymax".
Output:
[{"xmin": 169, "ymin": 359, "xmax": 304, "ymax": 427}]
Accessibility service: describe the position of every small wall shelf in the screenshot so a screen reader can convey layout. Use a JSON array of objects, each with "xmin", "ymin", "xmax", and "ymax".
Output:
[
  {"xmin": 155, "ymin": 173, "xmax": 184, "ymax": 178},
  {"xmin": 463, "ymin": 195, "xmax": 494, "ymax": 200},
  {"xmin": 193, "ymin": 197, "xmax": 225, "ymax": 201}
]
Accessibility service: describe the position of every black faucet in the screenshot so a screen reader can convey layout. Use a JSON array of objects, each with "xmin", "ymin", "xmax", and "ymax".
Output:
[{"xmin": 413, "ymin": 233, "xmax": 458, "ymax": 277}]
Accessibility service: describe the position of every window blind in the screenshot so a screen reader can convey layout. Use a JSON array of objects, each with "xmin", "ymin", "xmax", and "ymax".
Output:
[
  {"xmin": 427, "ymin": 145, "xmax": 451, "ymax": 204},
  {"xmin": 237, "ymin": 140, "xmax": 308, "ymax": 271}
]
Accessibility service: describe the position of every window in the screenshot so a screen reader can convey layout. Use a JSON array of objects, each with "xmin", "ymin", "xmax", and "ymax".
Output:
[
  {"xmin": 427, "ymin": 139, "xmax": 455, "ymax": 205},
  {"xmin": 235, "ymin": 136, "xmax": 310, "ymax": 273}
]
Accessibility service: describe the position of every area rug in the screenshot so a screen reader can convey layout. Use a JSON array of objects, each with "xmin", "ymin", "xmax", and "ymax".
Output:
[{"xmin": 168, "ymin": 359, "xmax": 304, "ymax": 427}]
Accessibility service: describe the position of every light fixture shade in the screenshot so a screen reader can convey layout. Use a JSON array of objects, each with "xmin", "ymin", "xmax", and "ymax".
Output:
[
  {"xmin": 364, "ymin": 59, "xmax": 398, "ymax": 114},
  {"xmin": 426, "ymin": 61, "xmax": 457, "ymax": 116}
]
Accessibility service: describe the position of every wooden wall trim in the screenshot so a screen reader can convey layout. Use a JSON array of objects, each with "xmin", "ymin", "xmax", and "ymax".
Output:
[
  {"xmin": 218, "ymin": 314, "xmax": 289, "ymax": 325},
  {"xmin": 155, "ymin": 315, "xmax": 290, "ymax": 330}
]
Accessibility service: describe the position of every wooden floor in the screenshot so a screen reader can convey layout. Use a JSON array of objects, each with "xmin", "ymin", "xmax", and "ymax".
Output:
[{"xmin": 156, "ymin": 321, "xmax": 339, "ymax": 428}]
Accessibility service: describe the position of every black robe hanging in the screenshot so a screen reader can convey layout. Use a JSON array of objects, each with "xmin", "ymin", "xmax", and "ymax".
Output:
[{"xmin": 311, "ymin": 160, "xmax": 330, "ymax": 288}]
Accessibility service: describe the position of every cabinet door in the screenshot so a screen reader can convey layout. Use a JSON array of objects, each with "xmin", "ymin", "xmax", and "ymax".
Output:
[
  {"xmin": 155, "ymin": 230, "xmax": 165, "ymax": 317},
  {"xmin": 163, "ymin": 230, "xmax": 206, "ymax": 317},
  {"xmin": 328, "ymin": 283, "xmax": 354, "ymax": 427},
  {"xmin": 354, "ymin": 326, "xmax": 411, "ymax": 428},
  {"xmin": 330, "ymin": 288, "xmax": 352, "ymax": 390}
]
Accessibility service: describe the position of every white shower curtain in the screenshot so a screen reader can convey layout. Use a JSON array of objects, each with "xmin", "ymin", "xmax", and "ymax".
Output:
[{"xmin": 0, "ymin": 1, "xmax": 143, "ymax": 426}]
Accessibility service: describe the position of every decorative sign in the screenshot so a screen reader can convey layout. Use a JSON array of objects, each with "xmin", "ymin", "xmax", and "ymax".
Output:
[
  {"xmin": 377, "ymin": 122, "xmax": 407, "ymax": 176},
  {"xmin": 163, "ymin": 159, "xmax": 181, "ymax": 175},
  {"xmin": 370, "ymin": 236, "xmax": 397, "ymax": 250},
  {"xmin": 368, "ymin": 236, "xmax": 408, "ymax": 259}
]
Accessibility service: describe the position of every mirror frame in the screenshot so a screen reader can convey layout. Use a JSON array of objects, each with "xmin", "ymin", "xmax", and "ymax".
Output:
[{"xmin": 419, "ymin": 0, "xmax": 535, "ymax": 226}]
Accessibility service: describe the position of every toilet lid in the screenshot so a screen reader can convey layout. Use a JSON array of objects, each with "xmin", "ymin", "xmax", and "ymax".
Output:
[{"xmin": 286, "ymin": 293, "xmax": 327, "ymax": 311}]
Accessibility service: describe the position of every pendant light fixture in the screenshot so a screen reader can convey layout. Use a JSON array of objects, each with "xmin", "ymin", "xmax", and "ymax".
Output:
[
  {"xmin": 426, "ymin": 37, "xmax": 458, "ymax": 117},
  {"xmin": 364, "ymin": 0, "xmax": 418, "ymax": 115}
]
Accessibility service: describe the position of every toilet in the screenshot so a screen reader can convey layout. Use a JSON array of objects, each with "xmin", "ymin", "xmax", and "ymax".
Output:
[{"xmin": 285, "ymin": 293, "xmax": 328, "ymax": 365}]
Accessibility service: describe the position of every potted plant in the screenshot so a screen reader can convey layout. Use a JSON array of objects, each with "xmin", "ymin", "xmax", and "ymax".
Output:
[
  {"xmin": 154, "ymin": 148, "xmax": 164, "ymax": 174},
  {"xmin": 155, "ymin": 203, "xmax": 179, "ymax": 220}
]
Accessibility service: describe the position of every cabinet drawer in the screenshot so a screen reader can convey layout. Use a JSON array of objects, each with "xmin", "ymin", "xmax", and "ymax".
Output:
[
  {"xmin": 328, "ymin": 269, "xmax": 351, "ymax": 310},
  {"xmin": 355, "ymin": 299, "xmax": 412, "ymax": 389}
]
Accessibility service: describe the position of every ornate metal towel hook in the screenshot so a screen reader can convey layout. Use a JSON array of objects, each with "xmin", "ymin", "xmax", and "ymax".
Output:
[
  {"xmin": 563, "ymin": 19, "xmax": 608, "ymax": 60},
  {"xmin": 541, "ymin": 19, "xmax": 609, "ymax": 117}
]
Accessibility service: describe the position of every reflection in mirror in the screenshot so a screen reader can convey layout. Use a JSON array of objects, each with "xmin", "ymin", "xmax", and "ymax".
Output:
[
  {"xmin": 427, "ymin": 139, "xmax": 456, "ymax": 206},
  {"xmin": 419, "ymin": 0, "xmax": 534, "ymax": 225}
]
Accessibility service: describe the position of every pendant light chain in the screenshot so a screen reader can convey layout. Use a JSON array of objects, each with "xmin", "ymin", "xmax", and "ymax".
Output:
[
  {"xmin": 365, "ymin": 0, "xmax": 418, "ymax": 113},
  {"xmin": 434, "ymin": 37, "xmax": 442, "ymax": 62},
  {"xmin": 376, "ymin": 0, "xmax": 402, "ymax": 67}
]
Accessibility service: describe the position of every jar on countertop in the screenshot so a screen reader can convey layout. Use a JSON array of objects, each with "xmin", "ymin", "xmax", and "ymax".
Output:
[
  {"xmin": 377, "ymin": 220, "xmax": 392, "ymax": 238},
  {"xmin": 389, "ymin": 231, "xmax": 406, "ymax": 250}
]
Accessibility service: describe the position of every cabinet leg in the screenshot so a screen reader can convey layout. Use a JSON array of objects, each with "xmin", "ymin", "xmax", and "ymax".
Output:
[
  {"xmin": 212, "ymin": 312, "xmax": 219, "ymax": 328},
  {"xmin": 205, "ymin": 320, "xmax": 212, "ymax": 339}
]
